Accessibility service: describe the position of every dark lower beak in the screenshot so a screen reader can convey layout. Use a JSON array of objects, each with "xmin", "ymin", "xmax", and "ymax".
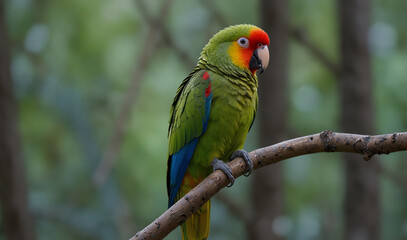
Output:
[
  {"xmin": 249, "ymin": 49, "xmax": 263, "ymax": 73},
  {"xmin": 249, "ymin": 46, "xmax": 269, "ymax": 75}
]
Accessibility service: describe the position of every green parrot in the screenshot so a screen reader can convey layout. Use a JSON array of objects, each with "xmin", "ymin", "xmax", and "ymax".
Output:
[{"xmin": 167, "ymin": 24, "xmax": 270, "ymax": 240}]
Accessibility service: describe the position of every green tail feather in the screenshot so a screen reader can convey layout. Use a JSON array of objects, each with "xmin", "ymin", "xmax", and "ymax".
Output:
[{"xmin": 181, "ymin": 200, "xmax": 211, "ymax": 240}]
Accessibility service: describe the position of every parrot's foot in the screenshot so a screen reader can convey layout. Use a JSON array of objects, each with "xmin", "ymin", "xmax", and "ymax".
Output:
[
  {"xmin": 212, "ymin": 158, "xmax": 234, "ymax": 187},
  {"xmin": 230, "ymin": 149, "xmax": 253, "ymax": 177}
]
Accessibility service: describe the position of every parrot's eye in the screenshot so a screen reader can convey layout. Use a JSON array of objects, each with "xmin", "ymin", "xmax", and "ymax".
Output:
[{"xmin": 237, "ymin": 37, "xmax": 249, "ymax": 48}]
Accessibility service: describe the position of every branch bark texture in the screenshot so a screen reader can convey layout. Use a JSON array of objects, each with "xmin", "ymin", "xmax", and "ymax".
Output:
[{"xmin": 130, "ymin": 131, "xmax": 407, "ymax": 240}]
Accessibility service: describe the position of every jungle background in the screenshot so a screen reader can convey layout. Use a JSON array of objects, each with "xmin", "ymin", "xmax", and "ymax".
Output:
[{"xmin": 1, "ymin": 0, "xmax": 407, "ymax": 239}]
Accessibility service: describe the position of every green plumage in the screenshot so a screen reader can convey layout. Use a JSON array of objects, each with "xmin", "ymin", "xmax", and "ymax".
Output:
[
  {"xmin": 168, "ymin": 24, "xmax": 259, "ymax": 162},
  {"xmin": 172, "ymin": 69, "xmax": 257, "ymax": 174},
  {"xmin": 167, "ymin": 24, "xmax": 267, "ymax": 240}
]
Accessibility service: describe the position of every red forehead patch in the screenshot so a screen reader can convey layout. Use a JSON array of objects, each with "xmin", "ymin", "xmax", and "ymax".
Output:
[{"xmin": 249, "ymin": 28, "xmax": 270, "ymax": 48}]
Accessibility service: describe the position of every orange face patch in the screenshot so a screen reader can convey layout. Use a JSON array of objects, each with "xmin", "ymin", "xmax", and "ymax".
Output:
[
  {"xmin": 228, "ymin": 41, "xmax": 253, "ymax": 69},
  {"xmin": 228, "ymin": 27, "xmax": 270, "ymax": 70}
]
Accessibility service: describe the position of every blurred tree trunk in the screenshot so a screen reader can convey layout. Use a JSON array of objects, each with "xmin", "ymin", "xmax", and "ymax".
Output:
[
  {"xmin": 248, "ymin": 0, "xmax": 289, "ymax": 239},
  {"xmin": 0, "ymin": 1, "xmax": 37, "ymax": 239},
  {"xmin": 338, "ymin": 0, "xmax": 380, "ymax": 240}
]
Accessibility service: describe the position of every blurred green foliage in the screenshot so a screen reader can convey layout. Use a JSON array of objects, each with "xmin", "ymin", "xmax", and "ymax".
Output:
[{"xmin": 3, "ymin": 0, "xmax": 407, "ymax": 239}]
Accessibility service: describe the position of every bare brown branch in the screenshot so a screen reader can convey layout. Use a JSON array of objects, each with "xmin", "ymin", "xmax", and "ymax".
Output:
[{"xmin": 130, "ymin": 130, "xmax": 407, "ymax": 240}]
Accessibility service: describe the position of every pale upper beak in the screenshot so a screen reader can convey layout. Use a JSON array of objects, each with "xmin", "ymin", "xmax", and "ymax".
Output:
[{"xmin": 249, "ymin": 45, "xmax": 269, "ymax": 74}]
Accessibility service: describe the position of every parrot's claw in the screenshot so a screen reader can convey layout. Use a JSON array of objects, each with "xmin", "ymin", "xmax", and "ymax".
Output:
[
  {"xmin": 230, "ymin": 149, "xmax": 253, "ymax": 177},
  {"xmin": 212, "ymin": 158, "xmax": 235, "ymax": 187}
]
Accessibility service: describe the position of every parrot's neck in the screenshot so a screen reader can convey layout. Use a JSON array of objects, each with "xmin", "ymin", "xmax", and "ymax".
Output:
[{"xmin": 197, "ymin": 57, "xmax": 258, "ymax": 91}]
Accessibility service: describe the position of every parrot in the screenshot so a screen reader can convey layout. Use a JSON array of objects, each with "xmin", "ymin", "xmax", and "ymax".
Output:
[{"xmin": 167, "ymin": 24, "xmax": 270, "ymax": 240}]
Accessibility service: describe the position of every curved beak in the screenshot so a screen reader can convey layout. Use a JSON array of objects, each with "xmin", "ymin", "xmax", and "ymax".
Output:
[{"xmin": 249, "ymin": 45, "xmax": 269, "ymax": 75}]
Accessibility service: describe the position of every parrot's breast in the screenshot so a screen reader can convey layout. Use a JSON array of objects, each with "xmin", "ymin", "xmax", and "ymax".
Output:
[{"xmin": 187, "ymin": 73, "xmax": 257, "ymax": 177}]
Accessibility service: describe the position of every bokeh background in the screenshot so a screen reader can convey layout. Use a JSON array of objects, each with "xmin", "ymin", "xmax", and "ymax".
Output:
[{"xmin": 1, "ymin": 0, "xmax": 407, "ymax": 239}]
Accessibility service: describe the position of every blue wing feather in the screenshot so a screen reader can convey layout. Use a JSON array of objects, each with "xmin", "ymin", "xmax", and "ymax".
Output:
[
  {"xmin": 168, "ymin": 138, "xmax": 199, "ymax": 207},
  {"xmin": 203, "ymin": 92, "xmax": 212, "ymax": 132},
  {"xmin": 167, "ymin": 71, "xmax": 212, "ymax": 207}
]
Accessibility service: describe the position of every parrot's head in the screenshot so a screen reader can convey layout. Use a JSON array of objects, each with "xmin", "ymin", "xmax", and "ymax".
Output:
[{"xmin": 200, "ymin": 24, "xmax": 270, "ymax": 76}]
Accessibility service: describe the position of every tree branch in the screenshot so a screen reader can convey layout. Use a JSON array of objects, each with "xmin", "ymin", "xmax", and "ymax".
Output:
[{"xmin": 130, "ymin": 130, "xmax": 407, "ymax": 240}]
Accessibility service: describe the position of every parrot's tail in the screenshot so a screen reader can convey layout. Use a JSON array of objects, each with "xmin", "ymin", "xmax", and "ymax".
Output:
[{"xmin": 181, "ymin": 200, "xmax": 210, "ymax": 240}]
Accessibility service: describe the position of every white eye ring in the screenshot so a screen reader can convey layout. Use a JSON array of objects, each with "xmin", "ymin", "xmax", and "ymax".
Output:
[{"xmin": 237, "ymin": 37, "xmax": 249, "ymax": 48}]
